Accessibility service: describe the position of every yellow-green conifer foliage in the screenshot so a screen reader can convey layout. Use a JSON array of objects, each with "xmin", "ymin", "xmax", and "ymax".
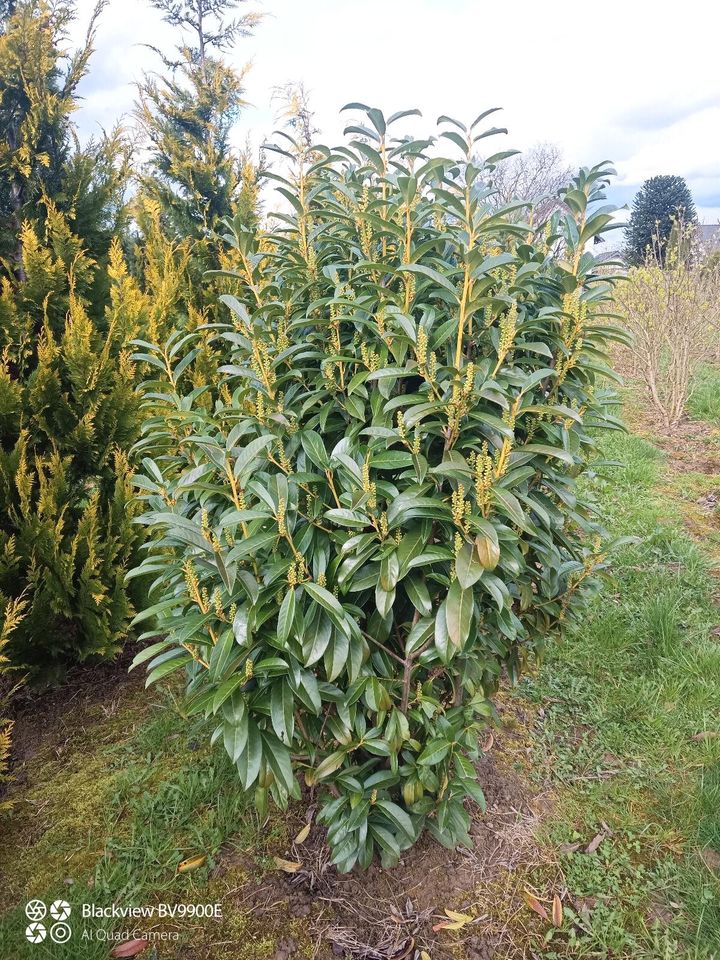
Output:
[
  {"xmin": 0, "ymin": 1, "xmax": 143, "ymax": 672},
  {"xmin": 0, "ymin": 594, "xmax": 26, "ymax": 813},
  {"xmin": 136, "ymin": 0, "xmax": 262, "ymax": 246}
]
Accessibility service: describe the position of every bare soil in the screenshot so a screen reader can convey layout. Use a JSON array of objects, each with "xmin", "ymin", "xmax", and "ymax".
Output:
[{"xmin": 200, "ymin": 698, "xmax": 553, "ymax": 960}]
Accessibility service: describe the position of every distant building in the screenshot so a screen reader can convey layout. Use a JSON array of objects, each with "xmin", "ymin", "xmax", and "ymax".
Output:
[{"xmin": 698, "ymin": 224, "xmax": 720, "ymax": 251}]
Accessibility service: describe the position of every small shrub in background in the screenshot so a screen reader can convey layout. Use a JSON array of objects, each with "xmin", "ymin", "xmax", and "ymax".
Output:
[
  {"xmin": 131, "ymin": 107, "xmax": 626, "ymax": 870},
  {"xmin": 617, "ymin": 217, "xmax": 720, "ymax": 428}
]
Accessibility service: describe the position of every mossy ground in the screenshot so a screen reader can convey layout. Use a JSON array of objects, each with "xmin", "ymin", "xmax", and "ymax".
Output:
[{"xmin": 1, "ymin": 382, "xmax": 719, "ymax": 959}]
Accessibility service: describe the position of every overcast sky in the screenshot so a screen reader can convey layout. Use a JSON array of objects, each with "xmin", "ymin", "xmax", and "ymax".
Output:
[{"xmin": 71, "ymin": 0, "xmax": 720, "ymax": 231}]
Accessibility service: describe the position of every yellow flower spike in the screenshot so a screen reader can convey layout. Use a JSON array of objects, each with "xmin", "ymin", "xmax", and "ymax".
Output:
[
  {"xmin": 416, "ymin": 325, "xmax": 428, "ymax": 368},
  {"xmin": 277, "ymin": 498, "xmax": 287, "ymax": 537},
  {"xmin": 379, "ymin": 512, "xmax": 389, "ymax": 539},
  {"xmin": 213, "ymin": 588, "xmax": 223, "ymax": 619},
  {"xmin": 451, "ymin": 483, "xmax": 467, "ymax": 526},
  {"xmin": 463, "ymin": 361, "xmax": 475, "ymax": 396},
  {"xmin": 396, "ymin": 410, "xmax": 407, "ymax": 443}
]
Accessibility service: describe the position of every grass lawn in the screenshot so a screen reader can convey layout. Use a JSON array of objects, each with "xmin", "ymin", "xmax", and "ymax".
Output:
[
  {"xmin": 516, "ymin": 424, "xmax": 720, "ymax": 958},
  {"xmin": 1, "ymin": 385, "xmax": 719, "ymax": 959},
  {"xmin": 688, "ymin": 364, "xmax": 720, "ymax": 425}
]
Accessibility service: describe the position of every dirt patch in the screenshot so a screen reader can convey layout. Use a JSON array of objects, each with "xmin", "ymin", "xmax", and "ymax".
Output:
[
  {"xmin": 620, "ymin": 381, "xmax": 720, "ymax": 478},
  {"xmin": 193, "ymin": 700, "xmax": 553, "ymax": 960},
  {"xmin": 1, "ymin": 642, "xmax": 144, "ymax": 799}
]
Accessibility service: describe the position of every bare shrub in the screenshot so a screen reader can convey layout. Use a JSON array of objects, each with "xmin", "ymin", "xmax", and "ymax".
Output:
[
  {"xmin": 616, "ymin": 220, "xmax": 720, "ymax": 428},
  {"xmin": 488, "ymin": 143, "xmax": 572, "ymax": 224}
]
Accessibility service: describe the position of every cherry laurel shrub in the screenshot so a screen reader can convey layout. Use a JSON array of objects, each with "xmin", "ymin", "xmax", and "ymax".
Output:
[{"xmin": 131, "ymin": 107, "xmax": 627, "ymax": 871}]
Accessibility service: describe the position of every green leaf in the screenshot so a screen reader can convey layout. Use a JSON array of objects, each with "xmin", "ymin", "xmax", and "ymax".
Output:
[
  {"xmin": 435, "ymin": 602, "xmax": 450, "ymax": 663},
  {"xmin": 233, "ymin": 607, "xmax": 251, "ymax": 646},
  {"xmin": 145, "ymin": 653, "xmax": 191, "ymax": 687},
  {"xmin": 304, "ymin": 581, "xmax": 347, "ymax": 624},
  {"xmin": 261, "ymin": 732, "xmax": 295, "ymax": 793},
  {"xmin": 237, "ymin": 720, "xmax": 262, "ymax": 789},
  {"xmin": 270, "ymin": 681, "xmax": 295, "ymax": 745},
  {"xmin": 277, "ymin": 589, "xmax": 295, "ymax": 644},
  {"xmin": 375, "ymin": 799, "xmax": 416, "ymax": 841},
  {"xmin": 522, "ymin": 443, "xmax": 575, "ymax": 464},
  {"xmin": 224, "ymin": 715, "xmax": 249, "ymax": 762},
  {"xmin": 379, "ymin": 551, "xmax": 400, "ymax": 591},
  {"xmin": 233, "ymin": 435, "xmax": 275, "ymax": 485},
  {"xmin": 455, "ymin": 541, "xmax": 484, "ymax": 589},
  {"xmin": 309, "ymin": 749, "xmax": 346, "ymax": 785},
  {"xmin": 397, "ymin": 263, "xmax": 459, "ymax": 299},
  {"xmin": 491, "ymin": 487, "xmax": 531, "ymax": 531},
  {"xmin": 445, "ymin": 579, "xmax": 473, "ymax": 649},
  {"xmin": 418, "ymin": 739, "xmax": 451, "ymax": 766},
  {"xmin": 405, "ymin": 573, "xmax": 432, "ymax": 616},
  {"xmin": 325, "ymin": 508, "xmax": 369, "ymax": 529},
  {"xmin": 212, "ymin": 675, "xmax": 246, "ymax": 714},
  {"xmin": 301, "ymin": 431, "xmax": 330, "ymax": 470}
]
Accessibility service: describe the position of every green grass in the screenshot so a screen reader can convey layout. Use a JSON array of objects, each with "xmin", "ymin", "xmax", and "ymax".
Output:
[
  {"xmin": 0, "ymin": 690, "xmax": 282, "ymax": 960},
  {"xmin": 517, "ymin": 429, "xmax": 720, "ymax": 958},
  {"xmin": 688, "ymin": 365, "xmax": 720, "ymax": 425}
]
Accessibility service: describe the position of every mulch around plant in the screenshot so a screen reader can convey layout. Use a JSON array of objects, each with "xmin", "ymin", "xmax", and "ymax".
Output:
[{"xmin": 200, "ymin": 698, "xmax": 553, "ymax": 960}]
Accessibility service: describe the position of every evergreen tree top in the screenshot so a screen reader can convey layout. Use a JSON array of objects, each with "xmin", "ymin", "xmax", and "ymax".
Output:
[
  {"xmin": 624, "ymin": 174, "xmax": 697, "ymax": 266},
  {"xmin": 137, "ymin": 0, "xmax": 261, "ymax": 242},
  {"xmin": 148, "ymin": 0, "xmax": 261, "ymax": 67}
]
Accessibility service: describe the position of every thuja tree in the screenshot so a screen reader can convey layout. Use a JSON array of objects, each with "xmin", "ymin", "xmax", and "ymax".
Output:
[
  {"xmin": 136, "ymin": 0, "xmax": 262, "ymax": 244},
  {"xmin": 131, "ymin": 107, "xmax": 627, "ymax": 869},
  {"xmin": 0, "ymin": 1, "xmax": 143, "ymax": 672}
]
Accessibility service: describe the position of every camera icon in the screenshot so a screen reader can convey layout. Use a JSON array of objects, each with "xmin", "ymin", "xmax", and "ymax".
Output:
[
  {"xmin": 50, "ymin": 922, "xmax": 72, "ymax": 944},
  {"xmin": 50, "ymin": 900, "xmax": 71, "ymax": 922},
  {"xmin": 25, "ymin": 900, "xmax": 46, "ymax": 922},
  {"xmin": 25, "ymin": 921, "xmax": 46, "ymax": 944}
]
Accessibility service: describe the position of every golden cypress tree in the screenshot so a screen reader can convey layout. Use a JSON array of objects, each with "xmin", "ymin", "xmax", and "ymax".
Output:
[
  {"xmin": 136, "ymin": 0, "xmax": 263, "ymax": 245},
  {"xmin": 0, "ymin": 0, "xmax": 143, "ymax": 673}
]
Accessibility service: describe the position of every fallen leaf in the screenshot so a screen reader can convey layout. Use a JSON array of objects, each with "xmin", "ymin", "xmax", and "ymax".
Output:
[
  {"xmin": 274, "ymin": 856, "xmax": 302, "ymax": 873},
  {"xmin": 110, "ymin": 941, "xmax": 148, "ymax": 958},
  {"xmin": 691, "ymin": 731, "xmax": 719, "ymax": 742},
  {"xmin": 552, "ymin": 894, "xmax": 563, "ymax": 928},
  {"xmin": 585, "ymin": 832, "xmax": 605, "ymax": 854},
  {"xmin": 522, "ymin": 890, "xmax": 549, "ymax": 921},
  {"xmin": 294, "ymin": 823, "xmax": 311, "ymax": 844},
  {"xmin": 389, "ymin": 938, "xmax": 415, "ymax": 959},
  {"xmin": 557, "ymin": 842, "xmax": 581, "ymax": 855},
  {"xmin": 442, "ymin": 908, "xmax": 473, "ymax": 928},
  {"xmin": 177, "ymin": 855, "xmax": 206, "ymax": 873},
  {"xmin": 420, "ymin": 953, "xmax": 432, "ymax": 960},
  {"xmin": 481, "ymin": 731, "xmax": 495, "ymax": 752}
]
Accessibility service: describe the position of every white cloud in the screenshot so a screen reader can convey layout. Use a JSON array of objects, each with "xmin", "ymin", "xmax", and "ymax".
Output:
[{"xmin": 71, "ymin": 0, "xmax": 720, "ymax": 220}]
